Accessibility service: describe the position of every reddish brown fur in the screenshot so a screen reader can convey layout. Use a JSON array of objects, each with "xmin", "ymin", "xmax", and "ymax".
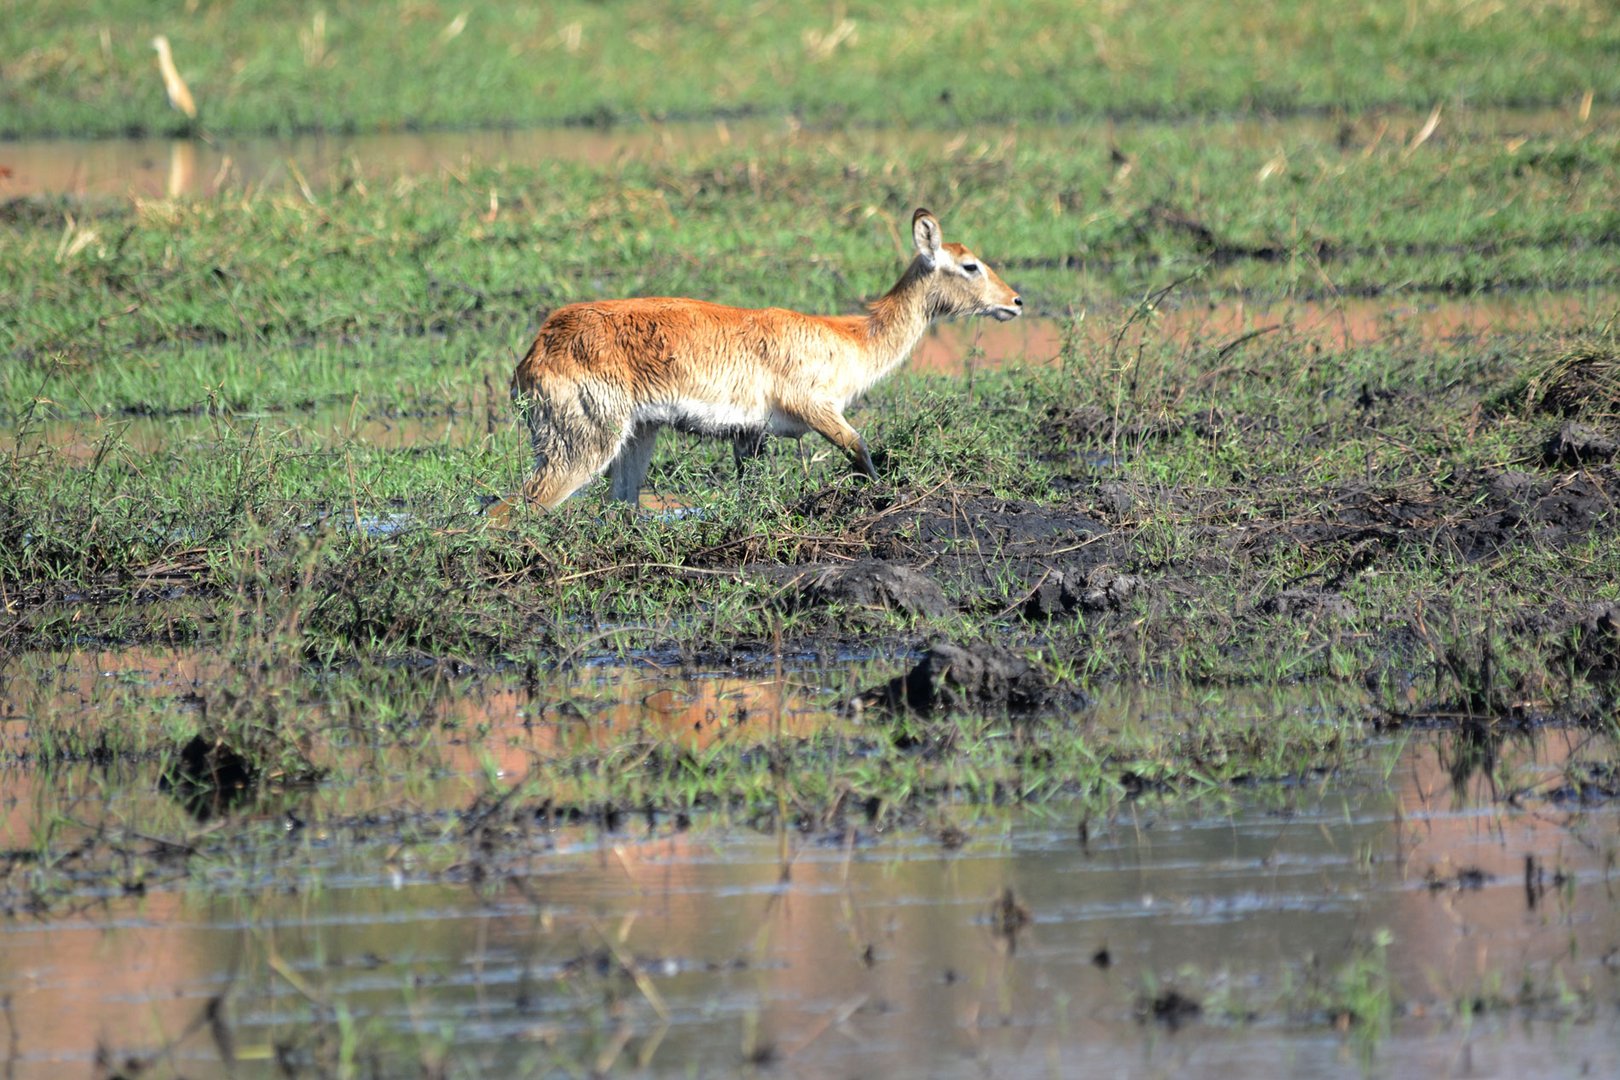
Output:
[{"xmin": 505, "ymin": 209, "xmax": 1019, "ymax": 511}]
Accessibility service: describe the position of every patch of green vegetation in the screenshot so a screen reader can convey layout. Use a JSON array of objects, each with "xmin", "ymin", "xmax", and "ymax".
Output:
[
  {"xmin": 4, "ymin": 0, "xmax": 1617, "ymax": 138},
  {"xmin": 5, "ymin": 115, "xmax": 1618, "ymax": 417},
  {"xmin": 1145, "ymin": 929, "xmax": 1397, "ymax": 1056},
  {"xmin": 4, "ymin": 297, "xmax": 1618, "ymax": 725}
]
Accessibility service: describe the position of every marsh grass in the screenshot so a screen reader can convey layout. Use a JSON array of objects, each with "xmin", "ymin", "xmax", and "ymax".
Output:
[
  {"xmin": 5, "ymin": 300, "xmax": 1618, "ymax": 725},
  {"xmin": 7, "ymin": 111, "xmax": 1620, "ymax": 408},
  {"xmin": 3, "ymin": 76, "xmax": 1616, "ymax": 913},
  {"xmin": 5, "ymin": 647, "xmax": 1378, "ymax": 914},
  {"xmin": 5, "ymin": 10, "xmax": 1620, "ymax": 1072},
  {"xmin": 6, "ymin": 0, "xmax": 1619, "ymax": 139},
  {"xmin": 1514, "ymin": 335, "xmax": 1620, "ymax": 424}
]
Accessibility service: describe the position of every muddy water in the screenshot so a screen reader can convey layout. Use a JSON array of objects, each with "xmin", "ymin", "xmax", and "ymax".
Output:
[
  {"xmin": 0, "ymin": 119, "xmax": 1049, "ymax": 199},
  {"xmin": 3, "ymin": 105, "xmax": 1612, "ymax": 201},
  {"xmin": 4, "ymin": 735, "xmax": 1615, "ymax": 1076},
  {"xmin": 0, "ymin": 123, "xmax": 776, "ymax": 199},
  {"xmin": 9, "ymin": 406, "xmax": 510, "ymax": 467},
  {"xmin": 3, "ymin": 650, "xmax": 1619, "ymax": 1076},
  {"xmin": 0, "ymin": 645, "xmax": 839, "ymax": 802},
  {"xmin": 909, "ymin": 289, "xmax": 1616, "ymax": 375}
]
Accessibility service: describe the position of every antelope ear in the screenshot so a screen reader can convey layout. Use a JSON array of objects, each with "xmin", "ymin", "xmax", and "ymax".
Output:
[{"xmin": 912, "ymin": 208, "xmax": 942, "ymax": 267}]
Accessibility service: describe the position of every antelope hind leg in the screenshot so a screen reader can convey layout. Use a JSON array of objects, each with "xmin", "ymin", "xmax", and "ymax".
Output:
[
  {"xmin": 731, "ymin": 427, "xmax": 769, "ymax": 480},
  {"xmin": 608, "ymin": 423, "xmax": 660, "ymax": 504}
]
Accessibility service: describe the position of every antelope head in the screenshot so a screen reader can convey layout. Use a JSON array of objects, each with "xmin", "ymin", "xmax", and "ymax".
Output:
[{"xmin": 912, "ymin": 208, "xmax": 1022, "ymax": 322}]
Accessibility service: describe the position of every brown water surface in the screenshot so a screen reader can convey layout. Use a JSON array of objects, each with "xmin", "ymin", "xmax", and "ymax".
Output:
[
  {"xmin": 1, "ymin": 645, "xmax": 837, "ymax": 822},
  {"xmin": 911, "ymin": 290, "xmax": 1611, "ymax": 374},
  {"xmin": 2, "ymin": 647, "xmax": 1618, "ymax": 1076},
  {"xmin": 3, "ymin": 105, "xmax": 1610, "ymax": 200},
  {"xmin": 0, "ymin": 124, "xmax": 770, "ymax": 199}
]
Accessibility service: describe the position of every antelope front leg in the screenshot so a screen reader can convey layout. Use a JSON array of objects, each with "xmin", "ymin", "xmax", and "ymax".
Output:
[
  {"xmin": 848, "ymin": 434, "xmax": 878, "ymax": 480},
  {"xmin": 799, "ymin": 405, "xmax": 879, "ymax": 480}
]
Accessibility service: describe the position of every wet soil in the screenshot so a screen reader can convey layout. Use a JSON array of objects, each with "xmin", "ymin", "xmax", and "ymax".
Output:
[
  {"xmin": 861, "ymin": 639, "xmax": 1076, "ymax": 717},
  {"xmin": 707, "ymin": 444, "xmax": 1615, "ymax": 716}
]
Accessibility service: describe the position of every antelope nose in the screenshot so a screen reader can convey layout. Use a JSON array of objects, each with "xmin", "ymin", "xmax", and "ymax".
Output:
[{"xmin": 1014, "ymin": 296, "xmax": 1023, "ymax": 307}]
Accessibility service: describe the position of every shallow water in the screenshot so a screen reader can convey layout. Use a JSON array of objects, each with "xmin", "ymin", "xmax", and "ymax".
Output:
[
  {"xmin": 6, "ymin": 401, "xmax": 513, "ymax": 468},
  {"xmin": 0, "ymin": 123, "xmax": 774, "ymax": 200},
  {"xmin": 4, "ymin": 736, "xmax": 1615, "ymax": 1077},
  {"xmin": 2, "ymin": 105, "xmax": 1610, "ymax": 201},
  {"xmin": 909, "ymin": 289, "xmax": 1615, "ymax": 376},
  {"xmin": 0, "ymin": 645, "xmax": 839, "ymax": 789},
  {"xmin": 2, "ymin": 648, "xmax": 1617, "ymax": 1077}
]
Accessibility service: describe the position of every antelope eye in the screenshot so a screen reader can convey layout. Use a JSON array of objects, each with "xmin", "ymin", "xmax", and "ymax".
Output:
[{"xmin": 962, "ymin": 262, "xmax": 980, "ymax": 274}]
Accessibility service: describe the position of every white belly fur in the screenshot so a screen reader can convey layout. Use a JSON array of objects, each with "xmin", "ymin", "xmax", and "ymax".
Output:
[{"xmin": 634, "ymin": 398, "xmax": 810, "ymax": 440}]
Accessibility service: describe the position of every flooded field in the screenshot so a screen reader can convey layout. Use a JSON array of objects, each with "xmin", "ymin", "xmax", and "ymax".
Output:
[
  {"xmin": 910, "ymin": 290, "xmax": 1613, "ymax": 375},
  {"xmin": 0, "ymin": 123, "xmax": 771, "ymax": 200},
  {"xmin": 3, "ymin": 105, "xmax": 1612, "ymax": 201},
  {"xmin": 6, "ymin": 72, "xmax": 1620, "ymax": 1079},
  {"xmin": 2, "ymin": 648, "xmax": 1617, "ymax": 1077}
]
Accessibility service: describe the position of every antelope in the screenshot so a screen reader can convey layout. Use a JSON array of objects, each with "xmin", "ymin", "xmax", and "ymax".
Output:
[{"xmin": 507, "ymin": 208, "xmax": 1021, "ymax": 510}]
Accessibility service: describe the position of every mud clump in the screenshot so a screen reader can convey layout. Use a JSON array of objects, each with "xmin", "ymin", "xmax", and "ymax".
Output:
[
  {"xmin": 1565, "ymin": 601, "xmax": 1620, "ymax": 681},
  {"xmin": 1542, "ymin": 421, "xmax": 1617, "ymax": 467},
  {"xmin": 1271, "ymin": 463, "xmax": 1616, "ymax": 562},
  {"xmin": 1043, "ymin": 403, "xmax": 1180, "ymax": 448},
  {"xmin": 989, "ymin": 887, "xmax": 1033, "ymax": 954},
  {"xmin": 1445, "ymin": 467, "xmax": 1615, "ymax": 556},
  {"xmin": 1140, "ymin": 989, "xmax": 1203, "ymax": 1029},
  {"xmin": 870, "ymin": 494, "xmax": 1107, "ymax": 551},
  {"xmin": 779, "ymin": 559, "xmax": 952, "ymax": 619},
  {"xmin": 1095, "ymin": 481, "xmax": 1136, "ymax": 520},
  {"xmin": 161, "ymin": 734, "xmax": 259, "ymax": 820},
  {"xmin": 1254, "ymin": 589, "xmax": 1356, "ymax": 623},
  {"xmin": 1484, "ymin": 469, "xmax": 1543, "ymax": 503},
  {"xmin": 1023, "ymin": 567, "xmax": 1144, "ymax": 620},
  {"xmin": 1546, "ymin": 762, "xmax": 1620, "ymax": 804},
  {"xmin": 1523, "ymin": 345, "xmax": 1620, "ymax": 420},
  {"xmin": 862, "ymin": 640, "xmax": 1069, "ymax": 716}
]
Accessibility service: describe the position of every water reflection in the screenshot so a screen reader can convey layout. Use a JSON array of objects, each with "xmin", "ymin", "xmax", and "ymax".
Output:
[
  {"xmin": 3, "ymin": 731, "xmax": 1616, "ymax": 1076},
  {"xmin": 2, "ymin": 650, "xmax": 1617, "ymax": 1076},
  {"xmin": 0, "ymin": 122, "xmax": 783, "ymax": 199},
  {"xmin": 2, "ymin": 105, "xmax": 1611, "ymax": 201},
  {"xmin": 3, "ymin": 645, "xmax": 845, "ymax": 818},
  {"xmin": 910, "ymin": 290, "xmax": 1610, "ymax": 375},
  {"xmin": 5, "ymin": 403, "xmax": 513, "ymax": 467}
]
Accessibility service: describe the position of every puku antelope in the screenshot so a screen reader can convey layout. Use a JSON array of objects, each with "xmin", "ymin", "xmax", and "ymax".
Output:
[{"xmin": 507, "ymin": 208, "xmax": 1021, "ymax": 509}]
